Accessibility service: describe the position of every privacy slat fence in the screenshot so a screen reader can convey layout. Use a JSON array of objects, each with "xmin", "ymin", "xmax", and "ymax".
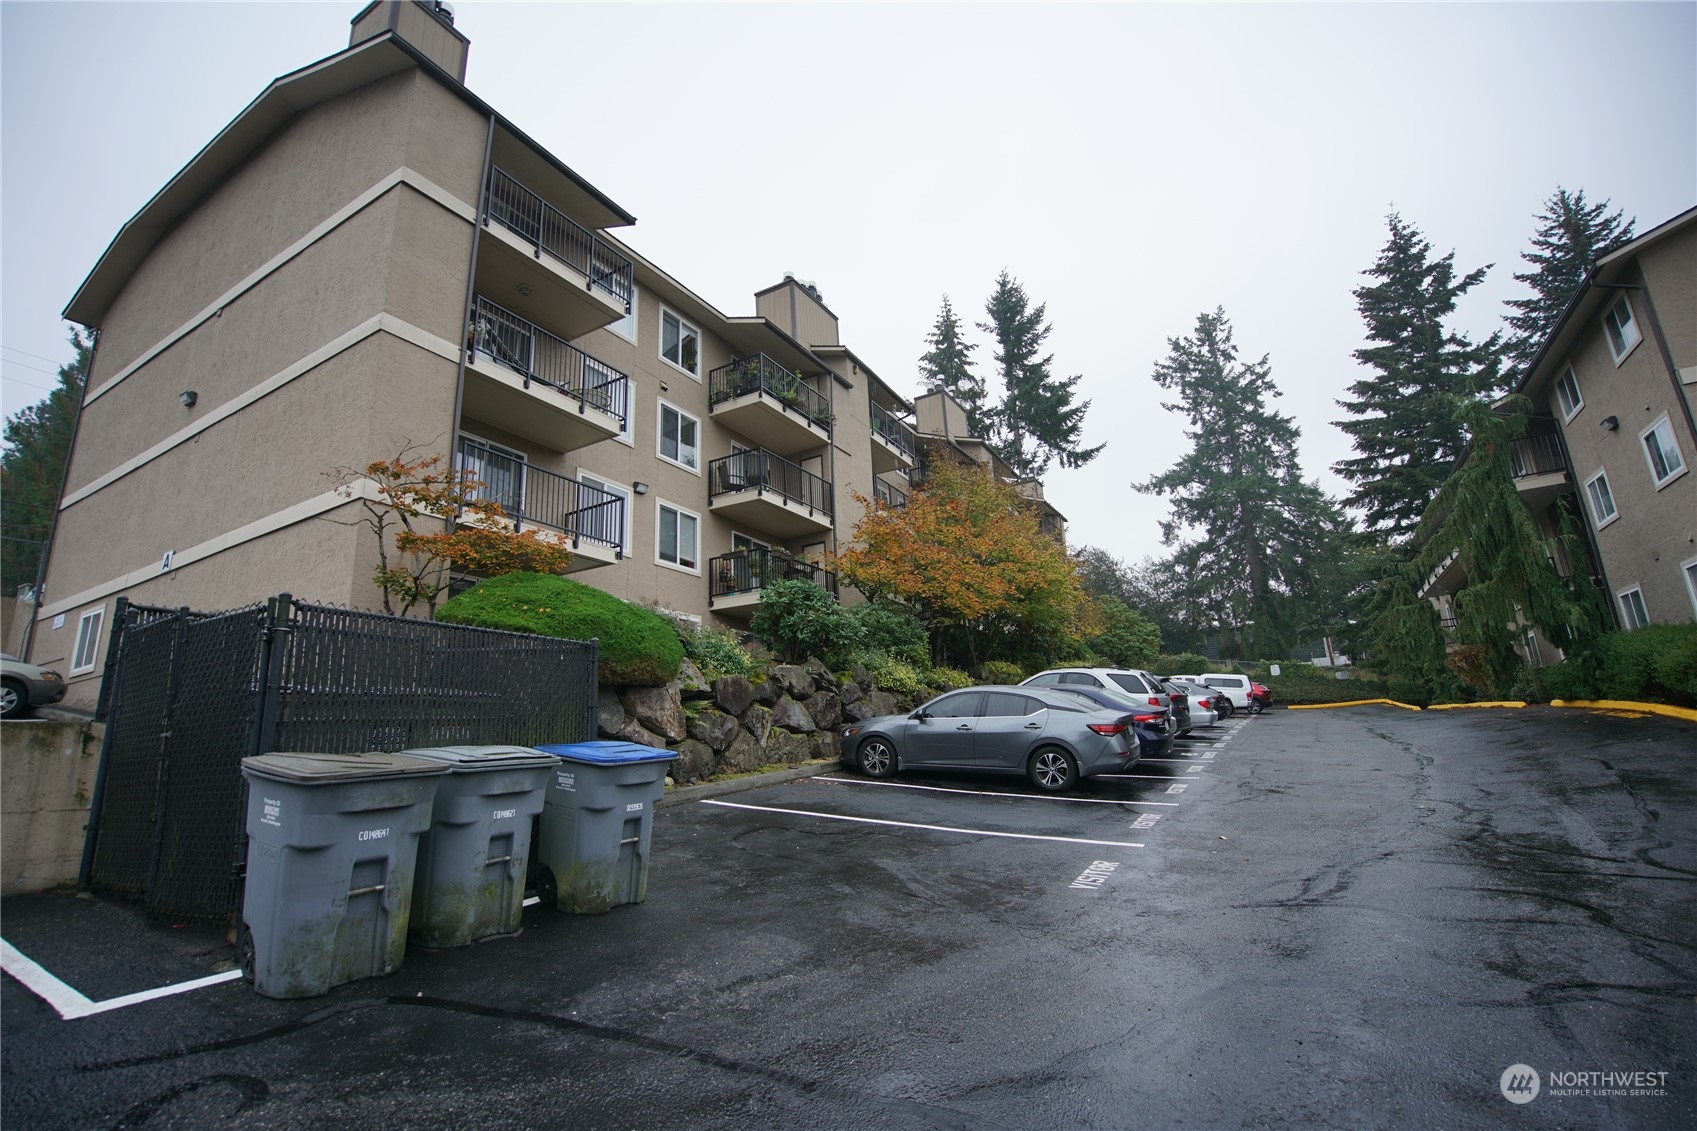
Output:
[{"xmin": 81, "ymin": 594, "xmax": 597, "ymax": 922}]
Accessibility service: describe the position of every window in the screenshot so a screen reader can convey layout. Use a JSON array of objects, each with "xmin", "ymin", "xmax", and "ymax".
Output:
[
  {"xmin": 983, "ymin": 692, "xmax": 1040, "ymax": 717},
  {"xmin": 926, "ymin": 692, "xmax": 983, "ymax": 718},
  {"xmin": 1107, "ymin": 673, "xmax": 1152, "ymax": 694},
  {"xmin": 71, "ymin": 607, "xmax": 104, "ymax": 674},
  {"xmin": 1617, "ymin": 586, "xmax": 1649, "ymax": 629},
  {"xmin": 1639, "ymin": 414, "xmax": 1687, "ymax": 488},
  {"xmin": 657, "ymin": 401, "xmax": 699, "ymax": 471},
  {"xmin": 460, "ymin": 434, "xmax": 526, "ymax": 516},
  {"xmin": 1682, "ymin": 555, "xmax": 1697, "ymax": 618},
  {"xmin": 660, "ymin": 307, "xmax": 700, "ymax": 377},
  {"xmin": 1553, "ymin": 364, "xmax": 1583, "ymax": 422},
  {"xmin": 1059, "ymin": 672, "xmax": 1104, "ymax": 687},
  {"xmin": 1602, "ymin": 294, "xmax": 1641, "ymax": 363},
  {"xmin": 656, "ymin": 501, "xmax": 699, "ymax": 571},
  {"xmin": 610, "ymin": 286, "xmax": 637, "ymax": 343},
  {"xmin": 577, "ymin": 471, "xmax": 632, "ymax": 554},
  {"xmin": 1583, "ymin": 469, "xmax": 1618, "ymax": 529}
]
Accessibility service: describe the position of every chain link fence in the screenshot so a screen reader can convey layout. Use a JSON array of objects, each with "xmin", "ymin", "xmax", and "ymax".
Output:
[{"xmin": 82, "ymin": 594, "xmax": 598, "ymax": 922}]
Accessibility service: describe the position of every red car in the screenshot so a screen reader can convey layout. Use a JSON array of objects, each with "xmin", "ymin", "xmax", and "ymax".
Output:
[{"xmin": 1248, "ymin": 681, "xmax": 1272, "ymax": 714}]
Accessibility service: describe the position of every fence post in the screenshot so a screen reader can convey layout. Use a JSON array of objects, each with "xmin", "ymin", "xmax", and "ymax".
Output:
[
  {"xmin": 92, "ymin": 595, "xmax": 131, "ymax": 722},
  {"xmin": 252, "ymin": 593, "xmax": 293, "ymax": 759},
  {"xmin": 77, "ymin": 600, "xmax": 135, "ymax": 890},
  {"xmin": 142, "ymin": 609, "xmax": 192, "ymax": 904}
]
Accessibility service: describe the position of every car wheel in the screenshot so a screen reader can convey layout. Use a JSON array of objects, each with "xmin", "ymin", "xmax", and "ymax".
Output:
[
  {"xmin": 0, "ymin": 679, "xmax": 24, "ymax": 720},
  {"xmin": 1248, "ymin": 699, "xmax": 1264, "ymax": 715},
  {"xmin": 536, "ymin": 867, "xmax": 558, "ymax": 911},
  {"xmin": 856, "ymin": 737, "xmax": 896, "ymax": 779},
  {"xmin": 1217, "ymin": 699, "xmax": 1235, "ymax": 719},
  {"xmin": 1027, "ymin": 747, "xmax": 1077, "ymax": 793}
]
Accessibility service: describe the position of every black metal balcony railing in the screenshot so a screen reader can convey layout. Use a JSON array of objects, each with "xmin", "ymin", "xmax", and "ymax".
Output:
[
  {"xmin": 707, "ymin": 354, "xmax": 833, "ymax": 434},
  {"xmin": 457, "ymin": 438, "xmax": 624, "ymax": 553},
  {"xmin": 1439, "ymin": 615, "xmax": 1459, "ymax": 632},
  {"xmin": 870, "ymin": 401, "xmax": 917, "ymax": 461},
  {"xmin": 709, "ymin": 548, "xmax": 838, "ymax": 602},
  {"xmin": 485, "ymin": 167, "xmax": 634, "ymax": 310},
  {"xmin": 1509, "ymin": 430, "xmax": 1567, "ymax": 479},
  {"xmin": 707, "ymin": 449, "xmax": 832, "ymax": 516},
  {"xmin": 469, "ymin": 296, "xmax": 630, "ymax": 427},
  {"xmin": 873, "ymin": 479, "xmax": 908, "ymax": 508}
]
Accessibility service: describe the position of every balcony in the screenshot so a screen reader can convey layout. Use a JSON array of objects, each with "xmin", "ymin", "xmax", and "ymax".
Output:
[
  {"xmin": 708, "ymin": 548, "xmax": 839, "ymax": 618},
  {"xmin": 707, "ymin": 354, "xmax": 832, "ymax": 455},
  {"xmin": 1509, "ymin": 427, "xmax": 1572, "ymax": 510},
  {"xmin": 873, "ymin": 478, "xmax": 908, "ymax": 508},
  {"xmin": 478, "ymin": 167, "xmax": 633, "ymax": 340},
  {"xmin": 463, "ymin": 296, "xmax": 629, "ymax": 451},
  {"xmin": 707, "ymin": 449, "xmax": 833, "ymax": 538},
  {"xmin": 457, "ymin": 437, "xmax": 624, "ymax": 570},
  {"xmin": 870, "ymin": 402, "xmax": 917, "ymax": 473}
]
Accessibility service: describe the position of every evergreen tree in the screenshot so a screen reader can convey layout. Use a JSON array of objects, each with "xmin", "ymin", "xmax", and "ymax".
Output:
[
  {"xmin": 977, "ymin": 271, "xmax": 1103, "ymax": 477},
  {"xmin": 916, "ymin": 295, "xmax": 986, "ymax": 433},
  {"xmin": 1334, "ymin": 214, "xmax": 1501, "ymax": 541},
  {"xmin": 1503, "ymin": 188, "xmax": 1635, "ymax": 375},
  {"xmin": 1137, "ymin": 308, "xmax": 1350, "ymax": 656},
  {"xmin": 2, "ymin": 331, "xmax": 91, "ymax": 597}
]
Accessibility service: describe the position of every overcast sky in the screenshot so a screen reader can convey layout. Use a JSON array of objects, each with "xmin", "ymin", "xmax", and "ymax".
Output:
[{"xmin": 3, "ymin": 1, "xmax": 1694, "ymax": 568}]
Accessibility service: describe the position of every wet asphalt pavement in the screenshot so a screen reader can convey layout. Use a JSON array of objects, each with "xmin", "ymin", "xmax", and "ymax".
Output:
[{"xmin": 3, "ymin": 706, "xmax": 1694, "ymax": 1129}]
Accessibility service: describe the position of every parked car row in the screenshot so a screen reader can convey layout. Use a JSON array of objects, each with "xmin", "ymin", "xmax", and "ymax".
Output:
[{"xmin": 838, "ymin": 665, "xmax": 1266, "ymax": 794}]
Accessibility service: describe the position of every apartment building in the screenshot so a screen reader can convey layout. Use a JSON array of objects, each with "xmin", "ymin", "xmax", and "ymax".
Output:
[
  {"xmin": 26, "ymin": 2, "xmax": 927, "ymax": 708},
  {"xmin": 1422, "ymin": 204, "xmax": 1697, "ymax": 650},
  {"xmin": 911, "ymin": 389, "xmax": 1068, "ymax": 543}
]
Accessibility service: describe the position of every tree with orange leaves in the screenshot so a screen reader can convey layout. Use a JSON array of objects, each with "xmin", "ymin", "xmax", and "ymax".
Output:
[
  {"xmin": 327, "ymin": 444, "xmax": 572, "ymax": 617},
  {"xmin": 836, "ymin": 460, "xmax": 1091, "ymax": 668}
]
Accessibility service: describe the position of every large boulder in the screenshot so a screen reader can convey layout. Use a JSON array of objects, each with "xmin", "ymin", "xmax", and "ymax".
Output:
[
  {"xmin": 671, "ymin": 738, "xmax": 715, "ymax": 782},
  {"xmin": 713, "ymin": 675, "xmax": 755, "ymax": 717},
  {"xmin": 771, "ymin": 697, "xmax": 816, "ymax": 734},
  {"xmin": 742, "ymin": 703, "xmax": 773, "ymax": 746},
  {"xmin": 767, "ymin": 728, "xmax": 814, "ymax": 765},
  {"xmin": 865, "ymin": 690, "xmax": 900, "ymax": 718},
  {"xmin": 621, "ymin": 685, "xmax": 685, "ymax": 743},
  {"xmin": 813, "ymin": 729, "xmax": 842, "ymax": 761},
  {"xmin": 615, "ymin": 717, "xmax": 667, "ymax": 749},
  {"xmin": 687, "ymin": 708, "xmax": 740, "ymax": 752},
  {"xmin": 838, "ymin": 677, "xmax": 863, "ymax": 707},
  {"xmin": 752, "ymin": 678, "xmax": 783, "ymax": 707},
  {"xmin": 677, "ymin": 658, "xmax": 713, "ymax": 699},
  {"xmin": 597, "ymin": 690, "xmax": 627, "ymax": 738},
  {"xmin": 845, "ymin": 699, "xmax": 880, "ymax": 722},
  {"xmin": 770, "ymin": 664, "xmax": 814, "ymax": 698},
  {"xmin": 721, "ymin": 730, "xmax": 766, "ymax": 773},
  {"xmin": 805, "ymin": 690, "xmax": 842, "ymax": 731}
]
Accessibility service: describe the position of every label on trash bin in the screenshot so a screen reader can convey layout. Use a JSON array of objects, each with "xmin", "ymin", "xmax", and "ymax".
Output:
[
  {"xmin": 493, "ymin": 808, "xmax": 516, "ymax": 820},
  {"xmin": 261, "ymin": 797, "xmax": 282, "ymax": 828},
  {"xmin": 358, "ymin": 827, "xmax": 390, "ymax": 842},
  {"xmin": 626, "ymin": 802, "xmax": 644, "ymax": 812},
  {"xmin": 555, "ymin": 770, "xmax": 576, "ymax": 792}
]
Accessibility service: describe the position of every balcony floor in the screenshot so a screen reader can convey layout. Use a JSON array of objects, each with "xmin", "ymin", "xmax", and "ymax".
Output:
[
  {"xmin": 463, "ymin": 356, "xmax": 625, "ymax": 452},
  {"xmin": 709, "ymin": 490, "xmax": 832, "ymax": 539},
  {"xmin": 710, "ymin": 394, "xmax": 830, "ymax": 457},
  {"xmin": 478, "ymin": 225, "xmax": 628, "ymax": 341}
]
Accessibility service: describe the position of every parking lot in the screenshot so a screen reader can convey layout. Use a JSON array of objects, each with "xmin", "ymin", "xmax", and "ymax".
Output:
[{"xmin": 4, "ymin": 707, "xmax": 1694, "ymax": 1129}]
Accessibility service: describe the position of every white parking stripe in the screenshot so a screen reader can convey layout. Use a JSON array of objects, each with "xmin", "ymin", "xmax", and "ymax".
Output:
[
  {"xmin": 813, "ymin": 776, "xmax": 1179, "ymax": 805},
  {"xmin": 701, "ymin": 800, "xmax": 1145, "ymax": 848},
  {"xmin": 1, "ymin": 938, "xmax": 242, "ymax": 1021}
]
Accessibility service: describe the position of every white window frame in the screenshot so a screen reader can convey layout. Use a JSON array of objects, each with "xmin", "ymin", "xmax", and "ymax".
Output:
[
  {"xmin": 1681, "ymin": 554, "xmax": 1697, "ymax": 619},
  {"xmin": 71, "ymin": 606, "xmax": 104, "ymax": 675},
  {"xmin": 459, "ymin": 432, "xmax": 527, "ymax": 515},
  {"xmin": 610, "ymin": 284, "xmax": 638, "ymax": 344},
  {"xmin": 576, "ymin": 468, "xmax": 633, "ymax": 556},
  {"xmin": 1553, "ymin": 364, "xmax": 1583, "ymax": 423},
  {"xmin": 658, "ymin": 304, "xmax": 701, "ymax": 379},
  {"xmin": 656, "ymin": 399, "xmax": 700, "ymax": 474},
  {"xmin": 1616, "ymin": 585, "xmax": 1650, "ymax": 630},
  {"xmin": 1602, "ymin": 293, "xmax": 1642, "ymax": 364},
  {"xmin": 655, "ymin": 499, "xmax": 701, "ymax": 574},
  {"xmin": 1638, "ymin": 413, "xmax": 1687, "ymax": 489},
  {"xmin": 1582, "ymin": 468, "xmax": 1619, "ymax": 530}
]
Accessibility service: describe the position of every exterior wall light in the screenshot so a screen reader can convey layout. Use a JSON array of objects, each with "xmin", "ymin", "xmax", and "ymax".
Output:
[
  {"xmin": 1600, "ymin": 415, "xmax": 1619, "ymax": 431},
  {"xmin": 632, "ymin": 482, "xmax": 650, "ymax": 495},
  {"xmin": 179, "ymin": 390, "xmax": 198, "ymax": 408}
]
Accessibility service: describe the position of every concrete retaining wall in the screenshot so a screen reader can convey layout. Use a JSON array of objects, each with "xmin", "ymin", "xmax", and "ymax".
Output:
[{"xmin": 1, "ymin": 717, "xmax": 100, "ymax": 896}]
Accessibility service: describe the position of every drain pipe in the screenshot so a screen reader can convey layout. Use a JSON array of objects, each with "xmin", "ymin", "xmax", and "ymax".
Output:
[{"xmin": 446, "ymin": 113, "xmax": 497, "ymax": 528}]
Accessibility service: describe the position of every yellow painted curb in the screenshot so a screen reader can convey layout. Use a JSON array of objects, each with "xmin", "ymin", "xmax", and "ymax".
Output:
[
  {"xmin": 1288, "ymin": 698, "xmax": 1423, "ymax": 711},
  {"xmin": 1427, "ymin": 701, "xmax": 1527, "ymax": 710},
  {"xmin": 1550, "ymin": 699, "xmax": 1697, "ymax": 723}
]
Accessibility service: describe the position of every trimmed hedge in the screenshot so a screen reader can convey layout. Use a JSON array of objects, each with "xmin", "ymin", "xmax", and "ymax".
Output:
[
  {"xmin": 1264, "ymin": 665, "xmax": 1401, "ymax": 706},
  {"xmin": 1538, "ymin": 623, "xmax": 1697, "ymax": 707},
  {"xmin": 980, "ymin": 660, "xmax": 1024, "ymax": 685},
  {"xmin": 437, "ymin": 573, "xmax": 682, "ymax": 687}
]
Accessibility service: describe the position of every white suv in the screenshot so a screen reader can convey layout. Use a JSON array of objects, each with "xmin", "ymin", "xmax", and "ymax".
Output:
[
  {"xmin": 1021, "ymin": 668, "xmax": 1172, "ymax": 712},
  {"xmin": 1171, "ymin": 673, "xmax": 1253, "ymax": 716}
]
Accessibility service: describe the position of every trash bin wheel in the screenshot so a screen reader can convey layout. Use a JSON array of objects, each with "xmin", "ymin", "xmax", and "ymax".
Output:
[
  {"xmin": 237, "ymin": 924, "xmax": 256, "ymax": 985},
  {"xmin": 536, "ymin": 867, "xmax": 558, "ymax": 911}
]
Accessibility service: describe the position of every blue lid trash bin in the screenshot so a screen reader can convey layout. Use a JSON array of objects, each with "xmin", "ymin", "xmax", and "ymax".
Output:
[
  {"xmin": 398, "ymin": 745, "xmax": 558, "ymax": 948},
  {"xmin": 239, "ymin": 752, "xmax": 447, "ymax": 999},
  {"xmin": 532, "ymin": 742, "xmax": 676, "ymax": 913}
]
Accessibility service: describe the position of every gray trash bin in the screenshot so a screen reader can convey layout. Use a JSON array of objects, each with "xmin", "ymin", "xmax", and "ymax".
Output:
[
  {"xmin": 532, "ymin": 741, "xmax": 676, "ymax": 913},
  {"xmin": 239, "ymin": 751, "xmax": 447, "ymax": 999},
  {"xmin": 399, "ymin": 745, "xmax": 558, "ymax": 949}
]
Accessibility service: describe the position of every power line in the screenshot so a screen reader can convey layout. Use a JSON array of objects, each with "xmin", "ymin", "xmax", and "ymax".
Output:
[
  {"xmin": 2, "ymin": 374, "xmax": 58, "ymax": 393},
  {"xmin": 0, "ymin": 345, "xmax": 72, "ymax": 367},
  {"xmin": 1, "ymin": 358, "xmax": 62, "ymax": 378}
]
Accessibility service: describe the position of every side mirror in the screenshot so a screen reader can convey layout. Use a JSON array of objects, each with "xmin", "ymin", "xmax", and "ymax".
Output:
[{"xmin": 910, "ymin": 709, "xmax": 930, "ymax": 721}]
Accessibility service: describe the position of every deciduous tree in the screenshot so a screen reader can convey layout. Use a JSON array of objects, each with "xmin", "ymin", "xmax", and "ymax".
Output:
[
  {"xmin": 1503, "ymin": 188, "xmax": 1635, "ymax": 375},
  {"xmin": 1333, "ymin": 214, "xmax": 1501, "ymax": 541}
]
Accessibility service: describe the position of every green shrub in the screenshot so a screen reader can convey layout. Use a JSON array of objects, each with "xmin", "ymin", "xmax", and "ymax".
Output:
[
  {"xmin": 1540, "ymin": 624, "xmax": 1697, "ymax": 706},
  {"xmin": 1152, "ymin": 653, "xmax": 1210, "ymax": 676},
  {"xmin": 1264, "ymin": 664, "xmax": 1397, "ymax": 706},
  {"xmin": 980, "ymin": 660, "xmax": 1024, "ymax": 685},
  {"xmin": 927, "ymin": 666, "xmax": 972, "ymax": 692},
  {"xmin": 844, "ymin": 601, "xmax": 930, "ymax": 667},
  {"xmin": 680, "ymin": 622, "xmax": 759, "ymax": 682},
  {"xmin": 438, "ymin": 573, "xmax": 681, "ymax": 687},
  {"xmin": 872, "ymin": 658, "xmax": 930, "ymax": 700},
  {"xmin": 749, "ymin": 579, "xmax": 863, "ymax": 664}
]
